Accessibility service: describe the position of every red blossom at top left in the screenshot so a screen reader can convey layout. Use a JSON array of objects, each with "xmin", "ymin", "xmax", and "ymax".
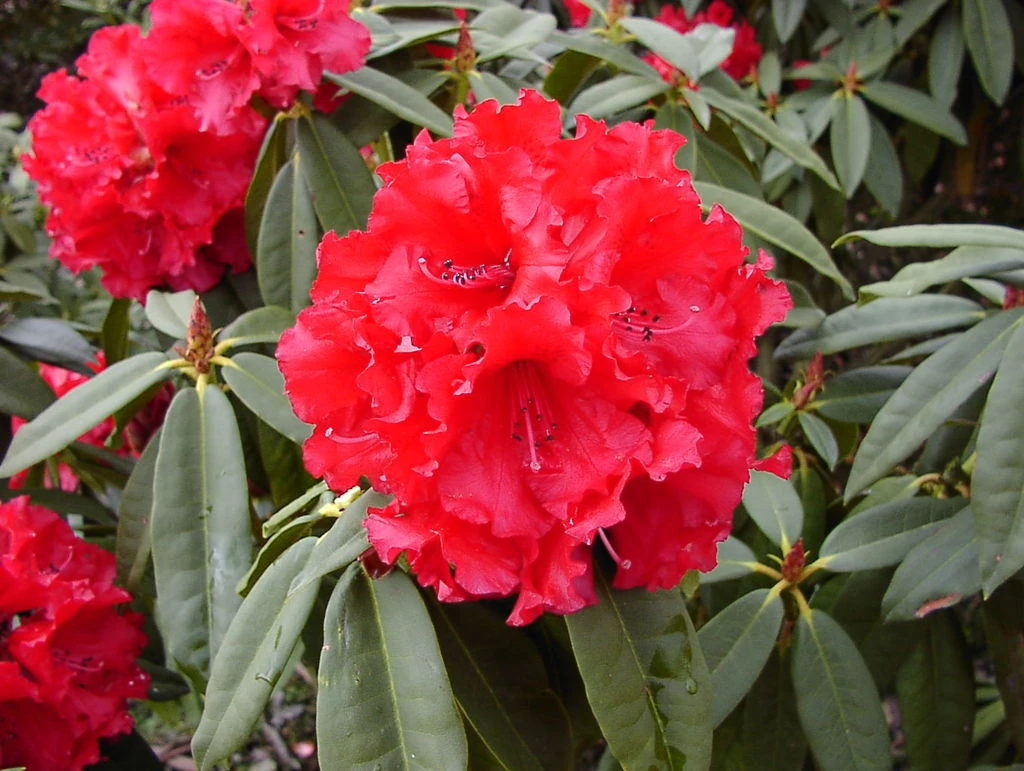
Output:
[{"xmin": 24, "ymin": 25, "xmax": 266, "ymax": 299}]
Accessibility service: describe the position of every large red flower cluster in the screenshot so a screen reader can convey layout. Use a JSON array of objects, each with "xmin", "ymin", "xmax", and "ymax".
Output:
[
  {"xmin": 24, "ymin": 0, "xmax": 370, "ymax": 300},
  {"xmin": 646, "ymin": 0, "xmax": 762, "ymax": 82},
  {"xmin": 0, "ymin": 497, "xmax": 148, "ymax": 771},
  {"xmin": 278, "ymin": 91, "xmax": 790, "ymax": 625}
]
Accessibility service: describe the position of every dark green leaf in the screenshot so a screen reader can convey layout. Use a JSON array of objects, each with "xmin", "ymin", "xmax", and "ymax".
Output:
[
  {"xmin": 819, "ymin": 497, "xmax": 965, "ymax": 571},
  {"xmin": 566, "ymin": 572, "xmax": 711, "ymax": 770},
  {"xmin": 814, "ymin": 366, "xmax": 911, "ymax": 424},
  {"xmin": 548, "ymin": 30, "xmax": 660, "ymax": 78},
  {"xmin": 101, "ymin": 298, "xmax": 132, "ymax": 366},
  {"xmin": 116, "ymin": 432, "xmax": 160, "ymax": 592},
  {"xmin": 699, "ymin": 589, "xmax": 785, "ymax": 727},
  {"xmin": 775, "ymin": 296, "xmax": 985, "ymax": 361},
  {"xmin": 694, "ymin": 137, "xmax": 762, "ymax": 197},
  {"xmin": 317, "ymin": 567, "xmax": 468, "ymax": 770},
  {"xmin": 256, "ymin": 157, "xmax": 320, "ymax": 313},
  {"xmin": 654, "ymin": 101, "xmax": 697, "ymax": 173},
  {"xmin": 702, "ymin": 536, "xmax": 759, "ymax": 584},
  {"xmin": 859, "ymin": 81, "xmax": 967, "ymax": 145},
  {"xmin": 792, "ymin": 610, "xmax": 891, "ymax": 770},
  {"xmin": 0, "ymin": 352, "xmax": 173, "ymax": 479},
  {"xmin": 742, "ymin": 470, "xmax": 804, "ymax": 550},
  {"xmin": 219, "ymin": 305, "xmax": 296, "ymax": 348},
  {"xmin": 151, "ymin": 387, "xmax": 253, "ymax": 685},
  {"xmin": 245, "ymin": 118, "xmax": 289, "ymax": 255},
  {"xmin": 831, "ymin": 94, "xmax": 871, "ymax": 198},
  {"xmin": 798, "ymin": 411, "xmax": 839, "ymax": 469},
  {"xmin": 193, "ymin": 539, "xmax": 320, "ymax": 770},
  {"xmin": 568, "ymin": 75, "xmax": 667, "ymax": 121},
  {"xmin": 756, "ymin": 401, "xmax": 795, "ymax": 428},
  {"xmin": 692, "ymin": 182, "xmax": 853, "ymax": 299},
  {"xmin": 861, "ymin": 246, "xmax": 1024, "ymax": 298},
  {"xmin": 221, "ymin": 352, "xmax": 311, "ymax": 444},
  {"xmin": 772, "ymin": 0, "xmax": 806, "ymax": 42},
  {"xmin": 256, "ymin": 421, "xmax": 312, "ymax": 507},
  {"xmin": 863, "ymin": 114, "xmax": 903, "ymax": 217},
  {"xmin": 893, "ymin": 0, "xmax": 947, "ymax": 45},
  {"xmin": 0, "ymin": 317, "xmax": 95, "ymax": 373},
  {"xmin": 881, "ymin": 507, "xmax": 980, "ymax": 621},
  {"xmin": 896, "ymin": 611, "xmax": 974, "ymax": 770},
  {"xmin": 326, "ymin": 67, "xmax": 454, "ymax": 137},
  {"xmin": 929, "ymin": 8, "xmax": 965, "ymax": 108},
  {"xmin": 0, "ymin": 345, "xmax": 54, "ymax": 419},
  {"xmin": 980, "ymin": 584, "xmax": 1024, "ymax": 757},
  {"xmin": 262, "ymin": 480, "xmax": 330, "ymax": 537},
  {"xmin": 846, "ymin": 308, "xmax": 1024, "ymax": 500},
  {"xmin": 296, "ymin": 113, "xmax": 376, "ymax": 236},
  {"xmin": 0, "ymin": 487, "xmax": 115, "ymax": 525},
  {"xmin": 237, "ymin": 511, "xmax": 320, "ymax": 597},
  {"xmin": 742, "ymin": 650, "xmax": 806, "ymax": 771},
  {"xmin": 973, "ymin": 319, "xmax": 1024, "ymax": 595},
  {"xmin": 963, "ymin": 0, "xmax": 1014, "ymax": 105}
]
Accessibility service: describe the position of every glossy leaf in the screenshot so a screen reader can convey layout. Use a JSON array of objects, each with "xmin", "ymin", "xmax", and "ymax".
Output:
[
  {"xmin": 0, "ymin": 316, "xmax": 95, "ymax": 372},
  {"xmin": 245, "ymin": 118, "xmax": 289, "ymax": 254},
  {"xmin": 860, "ymin": 246, "xmax": 1024, "ymax": 299},
  {"xmin": 317, "ymin": 567, "xmax": 468, "ymax": 770},
  {"xmin": 693, "ymin": 182, "xmax": 853, "ymax": 298},
  {"xmin": 256, "ymin": 156, "xmax": 320, "ymax": 313},
  {"xmin": 819, "ymin": 497, "xmax": 965, "ymax": 571},
  {"xmin": 772, "ymin": 0, "xmax": 806, "ymax": 42},
  {"xmin": 693, "ymin": 137, "xmax": 762, "ymax": 197},
  {"xmin": 101, "ymin": 297, "xmax": 131, "ymax": 366},
  {"xmin": 115, "ymin": 432, "xmax": 160, "ymax": 592},
  {"xmin": 929, "ymin": 8, "xmax": 965, "ymax": 108},
  {"xmin": 472, "ymin": 5, "xmax": 556, "ymax": 63},
  {"xmin": 882, "ymin": 507, "xmax": 980, "ymax": 621},
  {"xmin": 814, "ymin": 366, "xmax": 911, "ymax": 424},
  {"xmin": 792, "ymin": 610, "xmax": 891, "ymax": 770},
  {"xmin": 469, "ymin": 70, "xmax": 520, "ymax": 104},
  {"xmin": 151, "ymin": 387, "xmax": 253, "ymax": 684},
  {"xmin": 775, "ymin": 296, "xmax": 985, "ymax": 361},
  {"xmin": 742, "ymin": 470, "xmax": 804, "ymax": 550},
  {"xmin": 145, "ymin": 289, "xmax": 196, "ymax": 338},
  {"xmin": 296, "ymin": 113, "xmax": 375, "ymax": 236},
  {"xmin": 963, "ymin": 0, "xmax": 1013, "ymax": 105},
  {"xmin": 831, "ymin": 94, "xmax": 871, "ymax": 198},
  {"xmin": 566, "ymin": 573, "xmax": 711, "ymax": 770},
  {"xmin": 835, "ymin": 223, "xmax": 1024, "ymax": 250},
  {"xmin": 0, "ymin": 345, "xmax": 54, "ymax": 419},
  {"xmin": 701, "ymin": 536, "xmax": 759, "ymax": 583},
  {"xmin": 548, "ymin": 30, "xmax": 660, "ymax": 78},
  {"xmin": 193, "ymin": 539, "xmax": 320, "ymax": 770},
  {"xmin": 619, "ymin": 17, "xmax": 704, "ymax": 78},
  {"xmin": 699, "ymin": 589, "xmax": 784, "ymax": 727},
  {"xmin": 429, "ymin": 602, "xmax": 572, "ymax": 771},
  {"xmin": 326, "ymin": 67, "xmax": 454, "ymax": 136},
  {"xmin": 568, "ymin": 75, "xmax": 668, "ymax": 122},
  {"xmin": 221, "ymin": 352, "xmax": 311, "ymax": 444},
  {"xmin": 846, "ymin": 308, "xmax": 1024, "ymax": 500},
  {"xmin": 973, "ymin": 319, "xmax": 1024, "ymax": 595},
  {"xmin": 742, "ymin": 650, "xmax": 807, "ymax": 771},
  {"xmin": 0, "ymin": 352, "xmax": 173, "ymax": 479},
  {"xmin": 219, "ymin": 305, "xmax": 296, "ymax": 348},
  {"xmin": 798, "ymin": 411, "xmax": 839, "ymax": 469},
  {"xmin": 895, "ymin": 611, "xmax": 974, "ymax": 770},
  {"xmin": 859, "ymin": 81, "xmax": 967, "ymax": 145}
]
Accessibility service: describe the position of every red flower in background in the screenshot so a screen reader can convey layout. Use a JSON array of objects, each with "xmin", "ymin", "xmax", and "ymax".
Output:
[
  {"xmin": 645, "ymin": 0, "xmax": 762, "ymax": 82},
  {"xmin": 278, "ymin": 90, "xmax": 790, "ymax": 625},
  {"xmin": 0, "ymin": 497, "xmax": 149, "ymax": 771},
  {"xmin": 9, "ymin": 353, "xmax": 171, "ymax": 490}
]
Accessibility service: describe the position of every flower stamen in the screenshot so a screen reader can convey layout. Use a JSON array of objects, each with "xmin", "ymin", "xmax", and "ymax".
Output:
[
  {"xmin": 510, "ymin": 361, "xmax": 557, "ymax": 472},
  {"xmin": 598, "ymin": 528, "xmax": 632, "ymax": 569},
  {"xmin": 611, "ymin": 304, "xmax": 700, "ymax": 343},
  {"xmin": 417, "ymin": 250, "xmax": 514, "ymax": 290}
]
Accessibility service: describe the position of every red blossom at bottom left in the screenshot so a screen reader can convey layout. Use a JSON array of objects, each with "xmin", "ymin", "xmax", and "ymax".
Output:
[{"xmin": 0, "ymin": 497, "xmax": 149, "ymax": 771}]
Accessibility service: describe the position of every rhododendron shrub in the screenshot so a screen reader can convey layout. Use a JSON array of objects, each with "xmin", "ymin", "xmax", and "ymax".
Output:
[
  {"xmin": 645, "ymin": 0, "xmax": 762, "ymax": 82},
  {"xmin": 278, "ymin": 91, "xmax": 791, "ymax": 625},
  {"xmin": 0, "ymin": 497, "xmax": 149, "ymax": 771}
]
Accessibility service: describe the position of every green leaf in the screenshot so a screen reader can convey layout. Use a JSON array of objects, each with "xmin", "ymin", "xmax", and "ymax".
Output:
[
  {"xmin": 881, "ymin": 506, "xmax": 980, "ymax": 621},
  {"xmin": 221, "ymin": 352, "xmax": 311, "ymax": 444},
  {"xmin": 845, "ymin": 308, "xmax": 1024, "ymax": 500},
  {"xmin": 742, "ymin": 470, "xmax": 804, "ymax": 550},
  {"xmin": 0, "ymin": 487, "xmax": 116, "ymax": 525},
  {"xmin": 193, "ymin": 539, "xmax": 320, "ymax": 771},
  {"xmin": 296, "ymin": 113, "xmax": 376, "ymax": 236},
  {"xmin": 692, "ymin": 182, "xmax": 853, "ymax": 299},
  {"xmin": 819, "ymin": 497, "xmax": 965, "ymax": 571},
  {"xmin": 893, "ymin": 0, "xmax": 948, "ymax": 45},
  {"xmin": 963, "ymin": 0, "xmax": 1014, "ymax": 105},
  {"xmin": 702, "ymin": 536, "xmax": 759, "ymax": 584},
  {"xmin": 798, "ymin": 411, "xmax": 839, "ymax": 470},
  {"xmin": 837, "ymin": 223, "xmax": 1024, "ymax": 250},
  {"xmin": 792, "ymin": 610, "xmax": 891, "ymax": 771},
  {"xmin": 219, "ymin": 305, "xmax": 296, "ymax": 348},
  {"xmin": 772, "ymin": 0, "xmax": 806, "ymax": 42},
  {"xmin": 929, "ymin": 8, "xmax": 965, "ymax": 108},
  {"xmin": 859, "ymin": 81, "xmax": 967, "ymax": 145},
  {"xmin": 895, "ymin": 611, "xmax": 974, "ymax": 770},
  {"xmin": 326, "ymin": 67, "xmax": 454, "ymax": 137},
  {"xmin": 469, "ymin": 70, "xmax": 520, "ymax": 105},
  {"xmin": 237, "ymin": 510, "xmax": 320, "ymax": 597},
  {"xmin": 256, "ymin": 156, "xmax": 320, "ymax": 313},
  {"xmin": 693, "ymin": 137, "xmax": 761, "ymax": 197},
  {"xmin": 365, "ymin": 16, "xmax": 461, "ymax": 60},
  {"xmin": 0, "ymin": 352, "xmax": 173, "ymax": 479},
  {"xmin": 566, "ymin": 573, "xmax": 711, "ymax": 771},
  {"xmin": 429, "ymin": 602, "xmax": 572, "ymax": 771},
  {"xmin": 814, "ymin": 366, "xmax": 911, "ymax": 424},
  {"xmin": 775, "ymin": 296, "xmax": 985, "ymax": 361},
  {"xmin": 245, "ymin": 118, "xmax": 289, "ymax": 255},
  {"xmin": 317, "ymin": 567, "xmax": 468, "ymax": 770},
  {"xmin": 0, "ymin": 317, "xmax": 95, "ymax": 372},
  {"xmin": 973, "ymin": 319, "xmax": 1024, "ymax": 595},
  {"xmin": 654, "ymin": 101, "xmax": 697, "ymax": 173},
  {"xmin": 101, "ymin": 298, "xmax": 132, "ymax": 366},
  {"xmin": 862, "ymin": 114, "xmax": 902, "ymax": 217},
  {"xmin": 472, "ymin": 5, "xmax": 556, "ymax": 62},
  {"xmin": 756, "ymin": 400, "xmax": 795, "ymax": 428},
  {"xmin": 567, "ymin": 75, "xmax": 667, "ymax": 122},
  {"xmin": 699, "ymin": 86, "xmax": 840, "ymax": 190},
  {"xmin": 830, "ymin": 94, "xmax": 871, "ymax": 198},
  {"xmin": 741, "ymin": 649, "xmax": 806, "ymax": 771},
  {"xmin": 151, "ymin": 387, "xmax": 253, "ymax": 685},
  {"xmin": 262, "ymin": 480, "xmax": 330, "ymax": 537},
  {"xmin": 115, "ymin": 432, "xmax": 160, "ymax": 592},
  {"xmin": 548, "ymin": 30, "xmax": 660, "ymax": 78},
  {"xmin": 144, "ymin": 289, "xmax": 196, "ymax": 338},
  {"xmin": 620, "ymin": 17, "xmax": 733, "ymax": 79},
  {"xmin": 699, "ymin": 589, "xmax": 784, "ymax": 727},
  {"xmin": 0, "ymin": 345, "xmax": 54, "ymax": 419},
  {"xmin": 860, "ymin": 246, "xmax": 1024, "ymax": 298}
]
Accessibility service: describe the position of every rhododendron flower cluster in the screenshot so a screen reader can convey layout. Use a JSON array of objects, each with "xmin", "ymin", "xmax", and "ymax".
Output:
[
  {"xmin": 24, "ymin": 0, "xmax": 370, "ymax": 300},
  {"xmin": 9, "ymin": 354, "xmax": 171, "ymax": 491},
  {"xmin": 646, "ymin": 0, "xmax": 762, "ymax": 82},
  {"xmin": 278, "ymin": 91, "xmax": 790, "ymax": 625},
  {"xmin": 0, "ymin": 497, "xmax": 148, "ymax": 771}
]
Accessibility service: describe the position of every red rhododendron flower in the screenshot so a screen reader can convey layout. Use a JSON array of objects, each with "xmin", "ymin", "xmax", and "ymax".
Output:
[
  {"xmin": 9, "ymin": 353, "xmax": 171, "ymax": 490},
  {"xmin": 563, "ymin": 0, "xmax": 592, "ymax": 27},
  {"xmin": 278, "ymin": 90, "xmax": 790, "ymax": 625},
  {"xmin": 0, "ymin": 497, "xmax": 148, "ymax": 771},
  {"xmin": 25, "ymin": 25, "xmax": 265, "ymax": 299},
  {"xmin": 644, "ymin": 0, "xmax": 762, "ymax": 82}
]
